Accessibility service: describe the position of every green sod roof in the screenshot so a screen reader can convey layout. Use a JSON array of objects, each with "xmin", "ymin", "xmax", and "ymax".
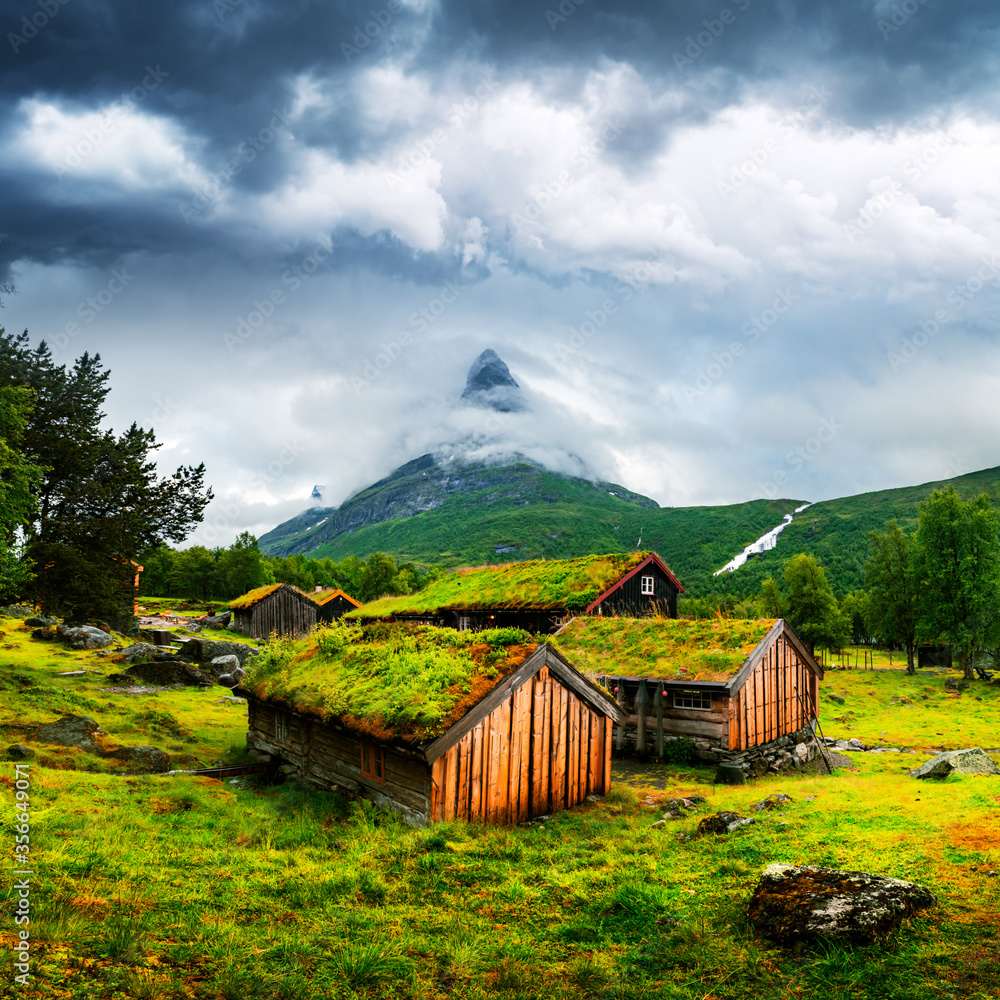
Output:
[
  {"xmin": 229, "ymin": 582, "xmax": 312, "ymax": 610},
  {"xmin": 345, "ymin": 552, "xmax": 661, "ymax": 619},
  {"xmin": 244, "ymin": 621, "xmax": 537, "ymax": 743},
  {"xmin": 229, "ymin": 583, "xmax": 284, "ymax": 610},
  {"xmin": 550, "ymin": 617, "xmax": 778, "ymax": 683}
]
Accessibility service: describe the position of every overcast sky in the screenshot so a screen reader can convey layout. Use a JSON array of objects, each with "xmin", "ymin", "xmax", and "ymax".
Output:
[{"xmin": 2, "ymin": 0, "xmax": 999, "ymax": 547}]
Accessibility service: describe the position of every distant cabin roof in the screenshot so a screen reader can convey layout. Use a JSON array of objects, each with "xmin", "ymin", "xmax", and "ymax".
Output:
[
  {"xmin": 345, "ymin": 552, "xmax": 681, "ymax": 619},
  {"xmin": 314, "ymin": 589, "xmax": 361, "ymax": 609},
  {"xmin": 551, "ymin": 617, "xmax": 781, "ymax": 683},
  {"xmin": 242, "ymin": 622, "xmax": 538, "ymax": 744},
  {"xmin": 229, "ymin": 582, "xmax": 313, "ymax": 610}
]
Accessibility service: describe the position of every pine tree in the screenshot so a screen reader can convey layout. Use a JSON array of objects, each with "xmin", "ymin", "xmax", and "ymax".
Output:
[{"xmin": 0, "ymin": 330, "xmax": 213, "ymax": 625}]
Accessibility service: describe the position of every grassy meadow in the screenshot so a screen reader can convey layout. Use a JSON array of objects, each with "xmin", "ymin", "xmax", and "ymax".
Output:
[{"xmin": 1, "ymin": 615, "xmax": 999, "ymax": 999}]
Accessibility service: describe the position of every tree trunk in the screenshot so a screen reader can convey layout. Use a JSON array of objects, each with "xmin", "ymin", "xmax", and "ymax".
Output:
[
  {"xmin": 962, "ymin": 648, "xmax": 976, "ymax": 681},
  {"xmin": 905, "ymin": 640, "xmax": 916, "ymax": 675}
]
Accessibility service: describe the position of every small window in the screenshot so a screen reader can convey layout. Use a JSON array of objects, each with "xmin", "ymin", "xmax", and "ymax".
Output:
[
  {"xmin": 673, "ymin": 689, "xmax": 712, "ymax": 711},
  {"xmin": 458, "ymin": 616, "xmax": 471, "ymax": 632},
  {"xmin": 275, "ymin": 709, "xmax": 289, "ymax": 742},
  {"xmin": 360, "ymin": 740, "xmax": 386, "ymax": 784},
  {"xmin": 640, "ymin": 575, "xmax": 655, "ymax": 595}
]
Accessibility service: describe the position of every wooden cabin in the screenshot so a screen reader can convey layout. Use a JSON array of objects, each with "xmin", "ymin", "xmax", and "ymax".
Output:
[
  {"xmin": 313, "ymin": 589, "xmax": 362, "ymax": 624},
  {"xmin": 552, "ymin": 617, "xmax": 823, "ymax": 753},
  {"xmin": 229, "ymin": 583, "xmax": 317, "ymax": 640},
  {"xmin": 345, "ymin": 552, "xmax": 683, "ymax": 633},
  {"xmin": 239, "ymin": 627, "xmax": 624, "ymax": 825}
]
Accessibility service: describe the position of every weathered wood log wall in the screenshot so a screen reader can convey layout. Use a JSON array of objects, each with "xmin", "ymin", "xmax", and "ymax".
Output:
[
  {"xmin": 599, "ymin": 677, "xmax": 730, "ymax": 749},
  {"xmin": 727, "ymin": 634, "xmax": 817, "ymax": 750},
  {"xmin": 246, "ymin": 700, "xmax": 434, "ymax": 824},
  {"xmin": 429, "ymin": 665, "xmax": 611, "ymax": 823}
]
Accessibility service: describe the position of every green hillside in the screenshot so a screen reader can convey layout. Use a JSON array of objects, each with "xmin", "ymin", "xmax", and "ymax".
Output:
[
  {"xmin": 707, "ymin": 466, "xmax": 1000, "ymax": 597},
  {"xmin": 275, "ymin": 463, "xmax": 799, "ymax": 597},
  {"xmin": 261, "ymin": 452, "xmax": 1000, "ymax": 598}
]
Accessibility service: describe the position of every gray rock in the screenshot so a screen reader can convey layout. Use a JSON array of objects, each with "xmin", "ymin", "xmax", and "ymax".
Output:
[
  {"xmin": 201, "ymin": 612, "xmax": 232, "ymax": 629},
  {"xmin": 910, "ymin": 747, "xmax": 1000, "ymax": 780},
  {"xmin": 57, "ymin": 625, "xmax": 113, "ymax": 650},
  {"xmin": 827, "ymin": 693, "xmax": 846, "ymax": 705},
  {"xmin": 176, "ymin": 638, "xmax": 256, "ymax": 667},
  {"xmin": 748, "ymin": 863, "xmax": 936, "ymax": 944},
  {"xmin": 32, "ymin": 715, "xmax": 105, "ymax": 753},
  {"xmin": 0, "ymin": 605, "xmax": 35, "ymax": 618},
  {"xmin": 216, "ymin": 667, "xmax": 246, "ymax": 688},
  {"xmin": 6, "ymin": 745, "xmax": 34, "ymax": 760},
  {"xmin": 110, "ymin": 745, "xmax": 170, "ymax": 773},
  {"xmin": 207, "ymin": 654, "xmax": 241, "ymax": 679},
  {"xmin": 24, "ymin": 615, "xmax": 56, "ymax": 627},
  {"xmin": 125, "ymin": 662, "xmax": 215, "ymax": 688},
  {"xmin": 120, "ymin": 642, "xmax": 158, "ymax": 664}
]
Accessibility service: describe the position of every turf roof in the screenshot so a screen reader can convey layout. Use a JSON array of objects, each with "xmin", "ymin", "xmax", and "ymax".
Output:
[
  {"xmin": 229, "ymin": 582, "xmax": 315, "ymax": 610},
  {"xmin": 347, "ymin": 552, "xmax": 660, "ymax": 618},
  {"xmin": 550, "ymin": 617, "xmax": 778, "ymax": 683},
  {"xmin": 244, "ymin": 622, "xmax": 537, "ymax": 743}
]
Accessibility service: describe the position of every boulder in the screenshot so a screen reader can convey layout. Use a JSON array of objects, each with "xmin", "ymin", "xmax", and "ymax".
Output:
[
  {"xmin": 827, "ymin": 693, "xmax": 846, "ymax": 705},
  {"xmin": 24, "ymin": 615, "xmax": 56, "ymax": 628},
  {"xmin": 32, "ymin": 715, "xmax": 105, "ymax": 753},
  {"xmin": 6, "ymin": 745, "xmax": 34, "ymax": 760},
  {"xmin": 57, "ymin": 625, "xmax": 113, "ymax": 650},
  {"xmin": 0, "ymin": 605, "xmax": 35, "ymax": 618},
  {"xmin": 109, "ymin": 745, "xmax": 170, "ymax": 773},
  {"xmin": 125, "ymin": 662, "xmax": 215, "ymax": 688},
  {"xmin": 119, "ymin": 642, "xmax": 158, "ymax": 664},
  {"xmin": 217, "ymin": 667, "xmax": 246, "ymax": 689},
  {"xmin": 748, "ymin": 863, "xmax": 936, "ymax": 944},
  {"xmin": 201, "ymin": 611, "xmax": 232, "ymax": 629},
  {"xmin": 176, "ymin": 638, "xmax": 255, "ymax": 667},
  {"xmin": 909, "ymin": 747, "xmax": 1000, "ymax": 780},
  {"xmin": 207, "ymin": 654, "xmax": 241, "ymax": 679}
]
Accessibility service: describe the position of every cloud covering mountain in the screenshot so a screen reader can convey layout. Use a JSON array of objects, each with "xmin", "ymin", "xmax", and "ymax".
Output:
[{"xmin": 1, "ymin": 0, "xmax": 998, "ymax": 546}]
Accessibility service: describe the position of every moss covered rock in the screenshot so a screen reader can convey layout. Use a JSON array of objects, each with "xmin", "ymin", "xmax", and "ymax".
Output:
[{"xmin": 748, "ymin": 863, "xmax": 935, "ymax": 945}]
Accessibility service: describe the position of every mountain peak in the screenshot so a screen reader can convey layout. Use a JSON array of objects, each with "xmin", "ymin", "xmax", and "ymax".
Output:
[{"xmin": 461, "ymin": 349, "xmax": 525, "ymax": 412}]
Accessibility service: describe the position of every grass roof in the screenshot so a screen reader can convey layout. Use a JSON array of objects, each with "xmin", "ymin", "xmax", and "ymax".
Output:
[
  {"xmin": 346, "ymin": 552, "xmax": 658, "ymax": 618},
  {"xmin": 229, "ymin": 583, "xmax": 311, "ymax": 610},
  {"xmin": 550, "ymin": 617, "xmax": 778, "ymax": 683},
  {"xmin": 244, "ymin": 621, "xmax": 537, "ymax": 743}
]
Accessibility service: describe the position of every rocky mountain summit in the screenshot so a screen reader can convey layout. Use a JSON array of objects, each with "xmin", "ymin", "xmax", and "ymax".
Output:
[
  {"xmin": 461, "ymin": 348, "xmax": 525, "ymax": 412},
  {"xmin": 260, "ymin": 349, "xmax": 658, "ymax": 559}
]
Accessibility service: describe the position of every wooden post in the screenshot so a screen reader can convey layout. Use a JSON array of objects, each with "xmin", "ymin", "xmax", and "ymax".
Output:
[
  {"xmin": 614, "ymin": 679, "xmax": 625, "ymax": 753},
  {"xmin": 634, "ymin": 679, "xmax": 649, "ymax": 755},
  {"xmin": 654, "ymin": 685, "xmax": 664, "ymax": 759}
]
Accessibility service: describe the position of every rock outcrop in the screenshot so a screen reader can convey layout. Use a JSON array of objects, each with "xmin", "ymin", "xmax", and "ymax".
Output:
[
  {"xmin": 125, "ymin": 662, "xmax": 215, "ymax": 688},
  {"xmin": 748, "ymin": 863, "xmax": 935, "ymax": 944},
  {"xmin": 461, "ymin": 349, "xmax": 525, "ymax": 412},
  {"xmin": 57, "ymin": 625, "xmax": 113, "ymax": 650},
  {"xmin": 909, "ymin": 747, "xmax": 1000, "ymax": 779}
]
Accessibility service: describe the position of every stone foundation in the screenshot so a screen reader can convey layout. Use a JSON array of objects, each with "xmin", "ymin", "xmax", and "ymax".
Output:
[
  {"xmin": 615, "ymin": 723, "xmax": 824, "ymax": 779},
  {"xmin": 693, "ymin": 727, "xmax": 822, "ymax": 778}
]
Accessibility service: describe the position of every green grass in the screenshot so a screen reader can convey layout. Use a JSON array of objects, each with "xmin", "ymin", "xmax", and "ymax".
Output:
[
  {"xmin": 0, "ymin": 614, "xmax": 253, "ymax": 771},
  {"xmin": 4, "ymin": 617, "xmax": 1000, "ymax": 998},
  {"xmin": 816, "ymin": 657, "xmax": 1000, "ymax": 750},
  {"xmin": 552, "ymin": 617, "xmax": 778, "ymax": 681},
  {"xmin": 5, "ymin": 753, "xmax": 1000, "ymax": 999}
]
